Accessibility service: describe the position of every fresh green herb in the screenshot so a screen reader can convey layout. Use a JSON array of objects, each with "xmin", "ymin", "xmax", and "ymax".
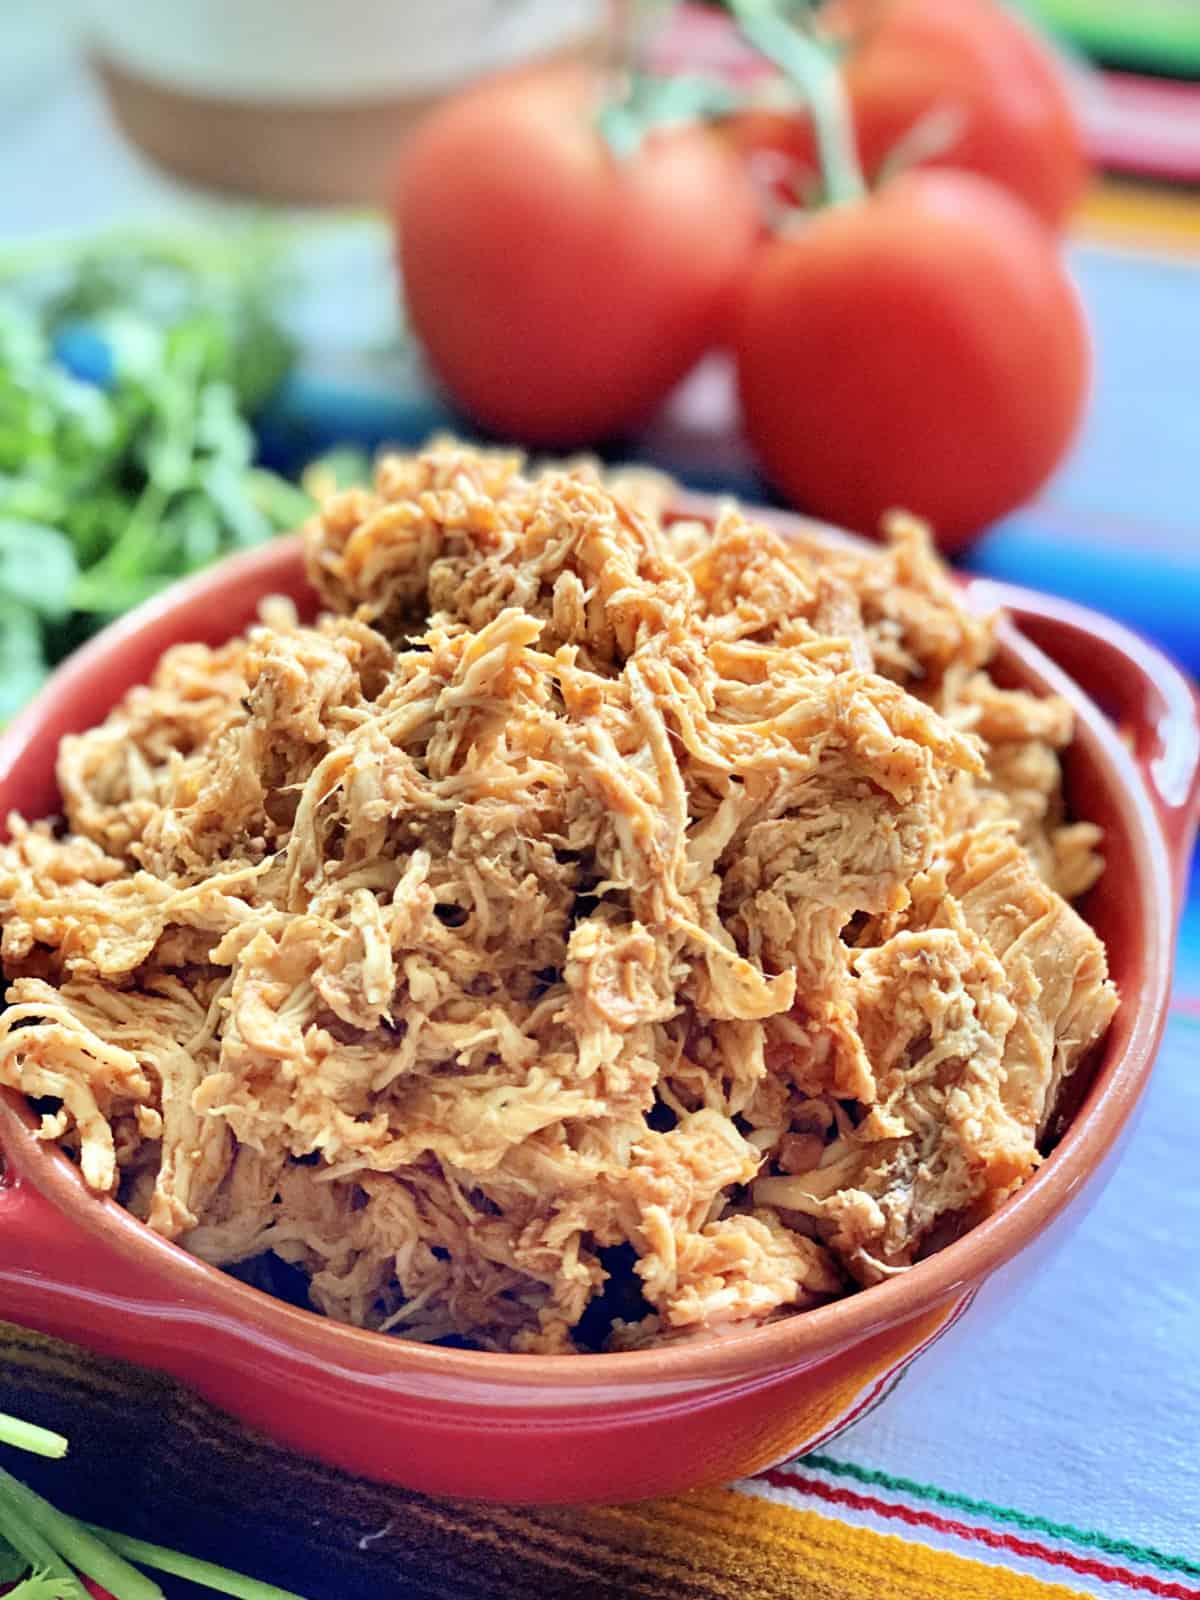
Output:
[
  {"xmin": 0, "ymin": 1484, "xmax": 86, "ymax": 1597},
  {"xmin": 0, "ymin": 1408, "xmax": 309, "ymax": 1599},
  {"xmin": 85, "ymin": 1528, "xmax": 310, "ymax": 1600},
  {"xmin": 3, "ymin": 1568, "xmax": 81, "ymax": 1599},
  {"xmin": 0, "ymin": 1468, "xmax": 161, "ymax": 1600},
  {"xmin": 0, "ymin": 233, "xmax": 314, "ymax": 720}
]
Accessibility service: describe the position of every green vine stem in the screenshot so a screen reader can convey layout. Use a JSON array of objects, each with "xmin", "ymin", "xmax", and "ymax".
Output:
[
  {"xmin": 598, "ymin": 0, "xmax": 740, "ymax": 158},
  {"xmin": 724, "ymin": 0, "xmax": 868, "ymax": 205}
]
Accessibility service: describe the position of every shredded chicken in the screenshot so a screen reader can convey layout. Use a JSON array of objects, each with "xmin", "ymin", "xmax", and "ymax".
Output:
[{"xmin": 0, "ymin": 443, "xmax": 1118, "ymax": 1352}]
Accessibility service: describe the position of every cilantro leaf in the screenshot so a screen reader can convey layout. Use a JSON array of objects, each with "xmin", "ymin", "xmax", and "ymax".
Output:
[
  {"xmin": 0, "ymin": 232, "xmax": 315, "ymax": 725},
  {"xmin": 0, "ymin": 519, "xmax": 78, "ymax": 619},
  {"xmin": 5, "ymin": 1567, "xmax": 82, "ymax": 1599}
]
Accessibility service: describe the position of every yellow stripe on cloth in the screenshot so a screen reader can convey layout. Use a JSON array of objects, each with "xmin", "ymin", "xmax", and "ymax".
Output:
[
  {"xmin": 1076, "ymin": 178, "xmax": 1200, "ymax": 257},
  {"xmin": 578, "ymin": 1485, "xmax": 1093, "ymax": 1600},
  {"xmin": 388, "ymin": 1486, "xmax": 1097, "ymax": 1599}
]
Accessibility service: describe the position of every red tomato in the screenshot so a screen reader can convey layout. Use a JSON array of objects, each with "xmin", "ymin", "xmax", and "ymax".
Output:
[
  {"xmin": 732, "ymin": 0, "xmax": 1087, "ymax": 230},
  {"xmin": 395, "ymin": 63, "xmax": 762, "ymax": 447},
  {"xmin": 734, "ymin": 168, "xmax": 1090, "ymax": 549}
]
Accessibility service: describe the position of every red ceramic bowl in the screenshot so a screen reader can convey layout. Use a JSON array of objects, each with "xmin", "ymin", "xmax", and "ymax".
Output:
[{"xmin": 0, "ymin": 502, "xmax": 1196, "ymax": 1505}]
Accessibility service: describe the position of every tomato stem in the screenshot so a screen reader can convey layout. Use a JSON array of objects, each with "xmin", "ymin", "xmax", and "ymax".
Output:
[
  {"xmin": 598, "ymin": 0, "xmax": 741, "ymax": 159},
  {"xmin": 725, "ymin": 0, "xmax": 867, "ymax": 206}
]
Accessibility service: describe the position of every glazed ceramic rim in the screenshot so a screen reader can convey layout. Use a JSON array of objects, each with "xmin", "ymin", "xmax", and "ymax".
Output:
[{"xmin": 0, "ymin": 506, "xmax": 1175, "ymax": 1393}]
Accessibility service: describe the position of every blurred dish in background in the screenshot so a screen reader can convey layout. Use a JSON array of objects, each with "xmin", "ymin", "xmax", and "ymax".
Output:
[{"xmin": 81, "ymin": 0, "xmax": 605, "ymax": 204}]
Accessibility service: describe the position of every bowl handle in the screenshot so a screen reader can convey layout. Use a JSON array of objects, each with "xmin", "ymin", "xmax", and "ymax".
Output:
[{"xmin": 966, "ymin": 578, "xmax": 1200, "ymax": 918}]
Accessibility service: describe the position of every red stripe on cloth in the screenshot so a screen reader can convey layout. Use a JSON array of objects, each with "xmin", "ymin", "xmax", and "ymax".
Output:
[{"xmin": 763, "ymin": 1471, "xmax": 1200, "ymax": 1600}]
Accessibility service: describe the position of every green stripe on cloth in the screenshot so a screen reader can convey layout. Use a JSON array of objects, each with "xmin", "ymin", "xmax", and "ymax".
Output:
[{"xmin": 804, "ymin": 1455, "xmax": 1200, "ymax": 1583}]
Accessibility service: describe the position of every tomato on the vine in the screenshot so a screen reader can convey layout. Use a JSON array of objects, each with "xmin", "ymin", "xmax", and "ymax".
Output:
[
  {"xmin": 735, "ymin": 168, "xmax": 1090, "ymax": 548},
  {"xmin": 732, "ymin": 0, "xmax": 1087, "ymax": 229},
  {"xmin": 395, "ymin": 62, "xmax": 762, "ymax": 447}
]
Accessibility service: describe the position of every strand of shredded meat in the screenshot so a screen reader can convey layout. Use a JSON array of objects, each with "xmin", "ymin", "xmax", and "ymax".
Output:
[{"xmin": 0, "ymin": 442, "xmax": 1118, "ymax": 1352}]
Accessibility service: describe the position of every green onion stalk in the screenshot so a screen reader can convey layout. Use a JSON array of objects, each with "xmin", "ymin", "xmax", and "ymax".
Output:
[{"xmin": 0, "ymin": 1409, "xmax": 309, "ymax": 1600}]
